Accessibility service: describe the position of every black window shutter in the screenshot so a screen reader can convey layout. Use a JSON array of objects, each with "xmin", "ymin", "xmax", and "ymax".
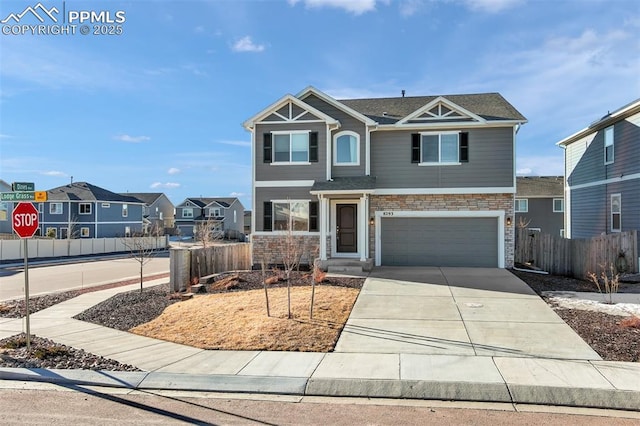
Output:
[
  {"xmin": 411, "ymin": 133, "xmax": 421, "ymax": 163},
  {"xmin": 309, "ymin": 201, "xmax": 319, "ymax": 232},
  {"xmin": 263, "ymin": 201, "xmax": 272, "ymax": 231},
  {"xmin": 263, "ymin": 133, "xmax": 272, "ymax": 163},
  {"xmin": 459, "ymin": 132, "xmax": 469, "ymax": 163},
  {"xmin": 309, "ymin": 132, "xmax": 318, "ymax": 162}
]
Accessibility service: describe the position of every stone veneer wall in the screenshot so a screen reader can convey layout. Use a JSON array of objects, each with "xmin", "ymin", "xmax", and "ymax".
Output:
[
  {"xmin": 369, "ymin": 193, "xmax": 515, "ymax": 267},
  {"xmin": 252, "ymin": 234, "xmax": 320, "ymax": 268}
]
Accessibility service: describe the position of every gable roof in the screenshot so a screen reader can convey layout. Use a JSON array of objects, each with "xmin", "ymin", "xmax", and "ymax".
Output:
[
  {"xmin": 557, "ymin": 98, "xmax": 640, "ymax": 147},
  {"xmin": 178, "ymin": 197, "xmax": 238, "ymax": 209},
  {"xmin": 516, "ymin": 176, "xmax": 564, "ymax": 197},
  {"xmin": 243, "ymin": 93, "xmax": 339, "ymax": 130},
  {"xmin": 339, "ymin": 93, "xmax": 527, "ymax": 125},
  {"xmin": 46, "ymin": 182, "xmax": 143, "ymax": 203},
  {"xmin": 120, "ymin": 192, "xmax": 167, "ymax": 205},
  {"xmin": 297, "ymin": 86, "xmax": 377, "ymax": 126}
]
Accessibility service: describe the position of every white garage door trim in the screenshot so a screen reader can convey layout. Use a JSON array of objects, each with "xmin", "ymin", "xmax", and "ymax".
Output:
[{"xmin": 374, "ymin": 210, "xmax": 505, "ymax": 268}]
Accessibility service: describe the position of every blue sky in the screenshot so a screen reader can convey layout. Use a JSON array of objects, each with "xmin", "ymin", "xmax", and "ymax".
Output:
[{"xmin": 1, "ymin": 0, "xmax": 638, "ymax": 209}]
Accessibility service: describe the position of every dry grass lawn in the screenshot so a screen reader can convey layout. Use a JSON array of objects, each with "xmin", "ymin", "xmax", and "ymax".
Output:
[{"xmin": 130, "ymin": 285, "xmax": 360, "ymax": 352}]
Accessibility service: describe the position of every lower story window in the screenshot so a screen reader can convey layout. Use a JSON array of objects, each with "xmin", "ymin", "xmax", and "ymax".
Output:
[
  {"xmin": 611, "ymin": 194, "xmax": 621, "ymax": 232},
  {"xmin": 81, "ymin": 227, "xmax": 90, "ymax": 237},
  {"xmin": 264, "ymin": 200, "xmax": 318, "ymax": 232}
]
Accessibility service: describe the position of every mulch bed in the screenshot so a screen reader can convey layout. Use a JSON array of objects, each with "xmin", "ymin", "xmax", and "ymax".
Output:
[{"xmin": 510, "ymin": 269, "xmax": 640, "ymax": 362}]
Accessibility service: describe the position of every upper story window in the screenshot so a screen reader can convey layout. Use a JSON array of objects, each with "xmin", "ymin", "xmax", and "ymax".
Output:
[
  {"xmin": 209, "ymin": 208, "xmax": 221, "ymax": 217},
  {"xmin": 333, "ymin": 131, "xmax": 360, "ymax": 166},
  {"xmin": 79, "ymin": 203, "xmax": 92, "ymax": 214},
  {"xmin": 604, "ymin": 126, "xmax": 614, "ymax": 164},
  {"xmin": 182, "ymin": 208, "xmax": 193, "ymax": 218},
  {"xmin": 122, "ymin": 204, "xmax": 128, "ymax": 217},
  {"xmin": 50, "ymin": 202, "xmax": 63, "ymax": 214},
  {"xmin": 263, "ymin": 132, "xmax": 318, "ymax": 164},
  {"xmin": 412, "ymin": 132, "xmax": 468, "ymax": 165},
  {"xmin": 611, "ymin": 194, "xmax": 621, "ymax": 232},
  {"xmin": 515, "ymin": 199, "xmax": 528, "ymax": 213},
  {"xmin": 553, "ymin": 198, "xmax": 564, "ymax": 213}
]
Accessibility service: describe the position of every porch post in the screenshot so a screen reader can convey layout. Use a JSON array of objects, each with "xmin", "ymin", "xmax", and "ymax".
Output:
[
  {"xmin": 359, "ymin": 195, "xmax": 367, "ymax": 261},
  {"xmin": 319, "ymin": 195, "xmax": 328, "ymax": 261}
]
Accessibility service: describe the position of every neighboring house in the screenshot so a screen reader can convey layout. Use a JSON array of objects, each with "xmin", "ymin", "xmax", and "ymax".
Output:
[
  {"xmin": 244, "ymin": 210, "xmax": 252, "ymax": 235},
  {"xmin": 122, "ymin": 192, "xmax": 175, "ymax": 234},
  {"xmin": 557, "ymin": 98, "xmax": 640, "ymax": 244},
  {"xmin": 244, "ymin": 86, "xmax": 526, "ymax": 269},
  {"xmin": 0, "ymin": 179, "xmax": 13, "ymax": 234},
  {"xmin": 40, "ymin": 182, "xmax": 144, "ymax": 238},
  {"xmin": 515, "ymin": 176, "xmax": 565, "ymax": 236},
  {"xmin": 174, "ymin": 197, "xmax": 244, "ymax": 239}
]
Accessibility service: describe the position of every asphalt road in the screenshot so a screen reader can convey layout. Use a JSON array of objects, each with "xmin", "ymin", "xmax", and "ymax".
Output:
[
  {"xmin": 0, "ymin": 255, "xmax": 170, "ymax": 301},
  {"xmin": 0, "ymin": 388, "xmax": 638, "ymax": 425}
]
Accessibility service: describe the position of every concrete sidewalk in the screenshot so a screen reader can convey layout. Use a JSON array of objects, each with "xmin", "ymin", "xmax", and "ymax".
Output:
[{"xmin": 1, "ymin": 270, "xmax": 639, "ymax": 411}]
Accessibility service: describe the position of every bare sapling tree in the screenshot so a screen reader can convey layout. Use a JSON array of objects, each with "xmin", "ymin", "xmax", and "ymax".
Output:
[
  {"xmin": 587, "ymin": 263, "xmax": 620, "ymax": 304},
  {"xmin": 261, "ymin": 260, "xmax": 271, "ymax": 317},
  {"xmin": 280, "ymin": 225, "xmax": 302, "ymax": 319},
  {"xmin": 122, "ymin": 229, "xmax": 159, "ymax": 293},
  {"xmin": 194, "ymin": 215, "xmax": 223, "ymax": 249},
  {"xmin": 517, "ymin": 216, "xmax": 532, "ymax": 229}
]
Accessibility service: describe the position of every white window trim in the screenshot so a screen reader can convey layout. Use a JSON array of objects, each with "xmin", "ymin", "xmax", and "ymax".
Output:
[
  {"xmin": 79, "ymin": 203, "xmax": 92, "ymax": 215},
  {"xmin": 270, "ymin": 199, "xmax": 312, "ymax": 233},
  {"xmin": 271, "ymin": 130, "xmax": 311, "ymax": 165},
  {"xmin": 50, "ymin": 202, "xmax": 63, "ymax": 214},
  {"xmin": 102, "ymin": 202, "xmax": 110, "ymax": 208},
  {"xmin": 611, "ymin": 193, "xmax": 621, "ymax": 232},
  {"xmin": 333, "ymin": 130, "xmax": 360, "ymax": 166},
  {"xmin": 604, "ymin": 125, "xmax": 614, "ymax": 165},
  {"xmin": 122, "ymin": 204, "xmax": 129, "ymax": 218},
  {"xmin": 182, "ymin": 208, "xmax": 193, "ymax": 218},
  {"xmin": 81, "ymin": 227, "xmax": 90, "ymax": 237},
  {"xmin": 515, "ymin": 199, "xmax": 528, "ymax": 213},
  {"xmin": 553, "ymin": 198, "xmax": 564, "ymax": 213},
  {"xmin": 419, "ymin": 131, "xmax": 460, "ymax": 165}
]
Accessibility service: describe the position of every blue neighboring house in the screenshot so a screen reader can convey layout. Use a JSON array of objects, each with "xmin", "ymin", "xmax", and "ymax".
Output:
[
  {"xmin": 0, "ymin": 179, "xmax": 13, "ymax": 234},
  {"xmin": 557, "ymin": 98, "xmax": 640, "ymax": 247},
  {"xmin": 39, "ymin": 182, "xmax": 145, "ymax": 238}
]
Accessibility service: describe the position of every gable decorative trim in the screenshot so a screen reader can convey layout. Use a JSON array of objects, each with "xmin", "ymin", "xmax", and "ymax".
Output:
[
  {"xmin": 243, "ymin": 94, "xmax": 339, "ymax": 129},
  {"xmin": 398, "ymin": 96, "xmax": 486, "ymax": 125}
]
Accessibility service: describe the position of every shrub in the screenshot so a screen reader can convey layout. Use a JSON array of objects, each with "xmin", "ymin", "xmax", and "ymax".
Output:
[{"xmin": 587, "ymin": 263, "xmax": 620, "ymax": 304}]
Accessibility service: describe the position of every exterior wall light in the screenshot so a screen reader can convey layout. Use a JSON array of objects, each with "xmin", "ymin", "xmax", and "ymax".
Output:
[
  {"xmin": 369, "ymin": 217, "xmax": 375, "ymax": 226},
  {"xmin": 506, "ymin": 216, "xmax": 512, "ymax": 226}
]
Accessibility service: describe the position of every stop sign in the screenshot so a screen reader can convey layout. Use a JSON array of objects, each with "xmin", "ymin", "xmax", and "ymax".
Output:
[{"xmin": 12, "ymin": 202, "xmax": 39, "ymax": 238}]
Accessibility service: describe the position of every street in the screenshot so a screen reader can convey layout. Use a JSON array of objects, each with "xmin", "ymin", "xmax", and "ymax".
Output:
[
  {"xmin": 0, "ymin": 387, "xmax": 638, "ymax": 425},
  {"xmin": 0, "ymin": 255, "xmax": 170, "ymax": 301}
]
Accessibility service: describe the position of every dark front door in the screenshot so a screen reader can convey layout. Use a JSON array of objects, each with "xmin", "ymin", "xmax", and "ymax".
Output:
[{"xmin": 337, "ymin": 204, "xmax": 357, "ymax": 253}]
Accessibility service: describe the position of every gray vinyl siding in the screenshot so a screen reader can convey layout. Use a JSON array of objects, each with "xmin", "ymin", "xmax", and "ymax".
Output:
[
  {"xmin": 302, "ymin": 94, "xmax": 367, "ymax": 177},
  {"xmin": 568, "ymin": 117, "xmax": 640, "ymax": 187},
  {"xmin": 254, "ymin": 122, "xmax": 327, "ymax": 182},
  {"xmin": 254, "ymin": 186, "xmax": 315, "ymax": 232},
  {"xmin": 570, "ymin": 180, "xmax": 640, "ymax": 239},
  {"xmin": 515, "ymin": 198, "xmax": 564, "ymax": 236},
  {"xmin": 371, "ymin": 127, "xmax": 514, "ymax": 188},
  {"xmin": 223, "ymin": 201, "xmax": 245, "ymax": 234}
]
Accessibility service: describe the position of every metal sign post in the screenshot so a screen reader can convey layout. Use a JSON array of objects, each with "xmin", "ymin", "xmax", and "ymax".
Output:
[{"xmin": 24, "ymin": 240, "xmax": 30, "ymax": 350}]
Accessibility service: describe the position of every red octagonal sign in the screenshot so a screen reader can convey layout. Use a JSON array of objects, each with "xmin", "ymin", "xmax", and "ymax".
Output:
[{"xmin": 12, "ymin": 202, "xmax": 39, "ymax": 239}]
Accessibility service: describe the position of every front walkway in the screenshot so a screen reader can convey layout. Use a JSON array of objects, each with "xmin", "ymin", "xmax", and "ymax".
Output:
[{"xmin": 1, "ymin": 272, "xmax": 639, "ymax": 411}]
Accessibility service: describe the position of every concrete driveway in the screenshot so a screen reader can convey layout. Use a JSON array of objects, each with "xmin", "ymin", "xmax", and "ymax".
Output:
[{"xmin": 335, "ymin": 267, "xmax": 601, "ymax": 360}]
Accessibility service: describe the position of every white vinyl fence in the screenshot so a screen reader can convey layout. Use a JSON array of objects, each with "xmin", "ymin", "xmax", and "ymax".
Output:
[{"xmin": 0, "ymin": 236, "xmax": 169, "ymax": 261}]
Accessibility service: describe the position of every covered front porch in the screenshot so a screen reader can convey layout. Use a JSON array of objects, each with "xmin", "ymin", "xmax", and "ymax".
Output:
[{"xmin": 311, "ymin": 176, "xmax": 376, "ymax": 265}]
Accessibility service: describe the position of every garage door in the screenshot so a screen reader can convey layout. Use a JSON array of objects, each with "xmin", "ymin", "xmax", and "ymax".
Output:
[{"xmin": 381, "ymin": 217, "xmax": 498, "ymax": 267}]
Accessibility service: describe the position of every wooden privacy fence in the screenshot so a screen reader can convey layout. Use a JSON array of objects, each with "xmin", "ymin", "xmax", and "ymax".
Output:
[
  {"xmin": 515, "ymin": 229, "xmax": 638, "ymax": 278},
  {"xmin": 170, "ymin": 243, "xmax": 251, "ymax": 291}
]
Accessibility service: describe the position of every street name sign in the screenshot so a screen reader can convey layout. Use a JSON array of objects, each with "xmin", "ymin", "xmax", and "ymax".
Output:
[
  {"xmin": 12, "ymin": 182, "xmax": 35, "ymax": 191},
  {"xmin": 1, "ymin": 191, "xmax": 48, "ymax": 202}
]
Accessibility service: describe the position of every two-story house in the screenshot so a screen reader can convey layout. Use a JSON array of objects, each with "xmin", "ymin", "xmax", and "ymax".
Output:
[
  {"xmin": 515, "ymin": 176, "xmax": 565, "ymax": 236},
  {"xmin": 557, "ymin": 98, "xmax": 640, "ymax": 246},
  {"xmin": 122, "ymin": 192, "xmax": 175, "ymax": 235},
  {"xmin": 244, "ymin": 87, "xmax": 526, "ymax": 269},
  {"xmin": 41, "ymin": 182, "xmax": 144, "ymax": 238},
  {"xmin": 0, "ymin": 179, "xmax": 13, "ymax": 234},
  {"xmin": 174, "ymin": 197, "xmax": 244, "ymax": 239}
]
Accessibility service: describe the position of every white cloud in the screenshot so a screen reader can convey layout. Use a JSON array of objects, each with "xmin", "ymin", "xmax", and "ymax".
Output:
[
  {"xmin": 218, "ymin": 140, "xmax": 251, "ymax": 147},
  {"xmin": 41, "ymin": 170, "xmax": 66, "ymax": 177},
  {"xmin": 0, "ymin": 133, "xmax": 11, "ymax": 138},
  {"xmin": 399, "ymin": 0, "xmax": 423, "ymax": 17},
  {"xmin": 114, "ymin": 134, "xmax": 151, "ymax": 143},
  {"xmin": 464, "ymin": 0, "xmax": 523, "ymax": 13},
  {"xmin": 230, "ymin": 192, "xmax": 246, "ymax": 197},
  {"xmin": 167, "ymin": 167, "xmax": 181, "ymax": 175},
  {"xmin": 289, "ymin": 0, "xmax": 377, "ymax": 15},
  {"xmin": 232, "ymin": 36, "xmax": 265, "ymax": 53},
  {"xmin": 150, "ymin": 182, "xmax": 181, "ymax": 189},
  {"xmin": 516, "ymin": 156, "xmax": 564, "ymax": 177}
]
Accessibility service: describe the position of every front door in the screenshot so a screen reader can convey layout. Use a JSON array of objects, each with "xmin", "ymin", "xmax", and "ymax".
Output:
[{"xmin": 337, "ymin": 204, "xmax": 357, "ymax": 253}]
